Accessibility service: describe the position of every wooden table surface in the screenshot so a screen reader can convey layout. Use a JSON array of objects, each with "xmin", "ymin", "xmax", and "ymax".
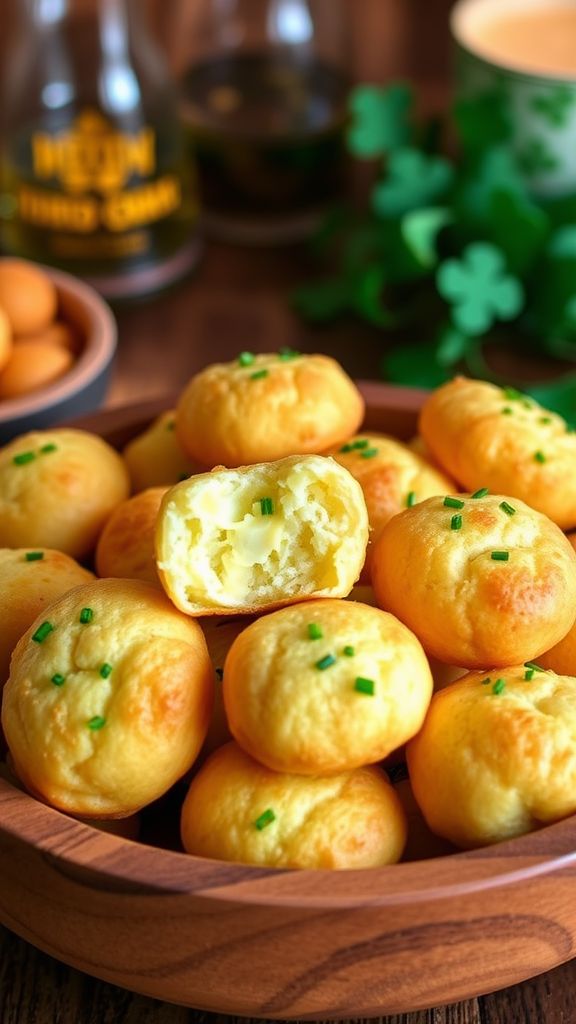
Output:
[{"xmin": 2, "ymin": 238, "xmax": 576, "ymax": 1024}]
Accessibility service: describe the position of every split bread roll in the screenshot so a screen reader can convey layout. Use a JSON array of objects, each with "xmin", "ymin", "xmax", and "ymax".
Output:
[
  {"xmin": 156, "ymin": 455, "xmax": 369, "ymax": 615},
  {"xmin": 407, "ymin": 667, "xmax": 576, "ymax": 848},
  {"xmin": 2, "ymin": 578, "xmax": 214, "ymax": 818},
  {"xmin": 175, "ymin": 352, "xmax": 364, "ymax": 467},
  {"xmin": 181, "ymin": 741, "xmax": 407, "ymax": 869},
  {"xmin": 223, "ymin": 599, "xmax": 433, "ymax": 773},
  {"xmin": 420, "ymin": 376, "xmax": 576, "ymax": 529},
  {"xmin": 0, "ymin": 428, "xmax": 130, "ymax": 558},
  {"xmin": 371, "ymin": 492, "xmax": 576, "ymax": 668}
]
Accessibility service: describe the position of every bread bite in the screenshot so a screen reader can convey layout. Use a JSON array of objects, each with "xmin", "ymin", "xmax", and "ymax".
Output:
[
  {"xmin": 156, "ymin": 455, "xmax": 369, "ymax": 615},
  {"xmin": 2, "ymin": 578, "xmax": 214, "ymax": 817},
  {"xmin": 407, "ymin": 667, "xmax": 576, "ymax": 848},
  {"xmin": 0, "ymin": 429, "xmax": 130, "ymax": 558},
  {"xmin": 95, "ymin": 487, "xmax": 167, "ymax": 584},
  {"xmin": 223, "ymin": 599, "xmax": 433, "ymax": 773},
  {"xmin": 371, "ymin": 492, "xmax": 576, "ymax": 667},
  {"xmin": 175, "ymin": 352, "xmax": 364, "ymax": 467},
  {"xmin": 181, "ymin": 741, "xmax": 406, "ymax": 869},
  {"xmin": 123, "ymin": 410, "xmax": 198, "ymax": 492},
  {"xmin": 0, "ymin": 548, "xmax": 94, "ymax": 686},
  {"xmin": 419, "ymin": 376, "xmax": 576, "ymax": 529}
]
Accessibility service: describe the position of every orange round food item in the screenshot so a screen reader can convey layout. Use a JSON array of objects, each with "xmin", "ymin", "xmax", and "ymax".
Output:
[
  {"xmin": 407, "ymin": 667, "xmax": 576, "ymax": 848},
  {"xmin": 123, "ymin": 410, "xmax": 198, "ymax": 492},
  {"xmin": 95, "ymin": 487, "xmax": 167, "ymax": 584},
  {"xmin": 0, "ymin": 307, "xmax": 12, "ymax": 373},
  {"xmin": 0, "ymin": 428, "xmax": 130, "ymax": 558},
  {"xmin": 2, "ymin": 578, "xmax": 214, "ymax": 818},
  {"xmin": 180, "ymin": 741, "xmax": 407, "ymax": 869},
  {"xmin": 223, "ymin": 599, "xmax": 433, "ymax": 774},
  {"xmin": 540, "ymin": 532, "xmax": 576, "ymax": 673},
  {"xmin": 0, "ymin": 341, "xmax": 73, "ymax": 399},
  {"xmin": 175, "ymin": 352, "xmax": 365, "ymax": 467},
  {"xmin": 419, "ymin": 376, "xmax": 576, "ymax": 529},
  {"xmin": 371, "ymin": 492, "xmax": 576, "ymax": 668},
  {"xmin": 0, "ymin": 547, "xmax": 94, "ymax": 686},
  {"xmin": 0, "ymin": 259, "xmax": 57, "ymax": 336},
  {"xmin": 17, "ymin": 320, "xmax": 80, "ymax": 353}
]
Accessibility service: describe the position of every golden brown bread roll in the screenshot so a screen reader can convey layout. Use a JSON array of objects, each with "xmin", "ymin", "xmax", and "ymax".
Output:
[
  {"xmin": 0, "ymin": 259, "xmax": 57, "ymax": 336},
  {"xmin": 223, "ymin": 599, "xmax": 433, "ymax": 774},
  {"xmin": 0, "ymin": 429, "xmax": 130, "ymax": 558},
  {"xmin": 539, "ymin": 533, "xmax": 576, "ymax": 674},
  {"xmin": 2, "ymin": 578, "xmax": 214, "ymax": 817},
  {"xmin": 180, "ymin": 741, "xmax": 407, "ymax": 869},
  {"xmin": 0, "ymin": 548, "xmax": 94, "ymax": 686},
  {"xmin": 407, "ymin": 666, "xmax": 576, "ymax": 848},
  {"xmin": 0, "ymin": 341, "xmax": 73, "ymax": 399},
  {"xmin": 122, "ymin": 410, "xmax": 198, "ymax": 492},
  {"xmin": 95, "ymin": 487, "xmax": 167, "ymax": 584},
  {"xmin": 175, "ymin": 352, "xmax": 364, "ymax": 467},
  {"xmin": 419, "ymin": 376, "xmax": 576, "ymax": 529},
  {"xmin": 371, "ymin": 492, "xmax": 576, "ymax": 668},
  {"xmin": 156, "ymin": 455, "xmax": 369, "ymax": 615}
]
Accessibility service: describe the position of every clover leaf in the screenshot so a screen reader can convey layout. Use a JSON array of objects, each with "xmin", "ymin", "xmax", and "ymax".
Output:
[
  {"xmin": 401, "ymin": 207, "xmax": 452, "ymax": 268},
  {"xmin": 437, "ymin": 243, "xmax": 524, "ymax": 336},
  {"xmin": 372, "ymin": 149, "xmax": 454, "ymax": 219},
  {"xmin": 454, "ymin": 87, "xmax": 513, "ymax": 154},
  {"xmin": 487, "ymin": 189, "xmax": 550, "ymax": 275},
  {"xmin": 347, "ymin": 84, "xmax": 413, "ymax": 158}
]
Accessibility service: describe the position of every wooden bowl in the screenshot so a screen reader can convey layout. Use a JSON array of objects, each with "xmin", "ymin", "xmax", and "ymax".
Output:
[{"xmin": 1, "ymin": 381, "xmax": 576, "ymax": 1019}]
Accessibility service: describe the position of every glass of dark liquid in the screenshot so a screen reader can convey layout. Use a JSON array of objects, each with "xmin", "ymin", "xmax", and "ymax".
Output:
[{"xmin": 173, "ymin": 0, "xmax": 350, "ymax": 243}]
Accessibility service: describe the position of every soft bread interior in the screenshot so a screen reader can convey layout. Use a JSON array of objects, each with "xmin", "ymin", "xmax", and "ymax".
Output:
[{"xmin": 156, "ymin": 456, "xmax": 368, "ymax": 613}]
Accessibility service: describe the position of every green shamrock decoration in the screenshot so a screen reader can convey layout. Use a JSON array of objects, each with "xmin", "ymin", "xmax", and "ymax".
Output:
[
  {"xmin": 437, "ymin": 243, "xmax": 524, "ymax": 336},
  {"xmin": 373, "ymin": 149, "xmax": 454, "ymax": 218},
  {"xmin": 401, "ymin": 208, "xmax": 452, "ymax": 268},
  {"xmin": 531, "ymin": 85, "xmax": 575, "ymax": 127},
  {"xmin": 347, "ymin": 84, "xmax": 413, "ymax": 158},
  {"xmin": 487, "ymin": 189, "xmax": 549, "ymax": 274},
  {"xmin": 454, "ymin": 88, "xmax": 512, "ymax": 153}
]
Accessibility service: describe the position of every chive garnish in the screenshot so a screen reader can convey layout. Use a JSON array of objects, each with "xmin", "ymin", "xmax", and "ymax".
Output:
[
  {"xmin": 259, "ymin": 497, "xmax": 274, "ymax": 515},
  {"xmin": 360, "ymin": 447, "xmax": 379, "ymax": 459},
  {"xmin": 166, "ymin": 420, "xmax": 175, "ymax": 431},
  {"xmin": 443, "ymin": 496, "xmax": 464, "ymax": 509},
  {"xmin": 307, "ymin": 623, "xmax": 323, "ymax": 640},
  {"xmin": 278, "ymin": 347, "xmax": 300, "ymax": 360},
  {"xmin": 315, "ymin": 654, "xmax": 336, "ymax": 671},
  {"xmin": 406, "ymin": 491, "xmax": 416, "ymax": 507},
  {"xmin": 250, "ymin": 369, "xmax": 269, "ymax": 380},
  {"xmin": 503, "ymin": 386, "xmax": 523, "ymax": 400},
  {"xmin": 492, "ymin": 678, "xmax": 506, "ymax": 695},
  {"xmin": 539, "ymin": 417, "xmax": 552, "ymax": 425},
  {"xmin": 501, "ymin": 407, "xmax": 513, "ymax": 415},
  {"xmin": 500, "ymin": 501, "xmax": 516, "ymax": 516},
  {"xmin": 32, "ymin": 621, "xmax": 53, "ymax": 644},
  {"xmin": 471, "ymin": 487, "xmax": 489, "ymax": 499},
  {"xmin": 254, "ymin": 808, "xmax": 276, "ymax": 831},
  {"xmin": 534, "ymin": 451, "xmax": 546, "ymax": 464},
  {"xmin": 524, "ymin": 668, "xmax": 535, "ymax": 681},
  {"xmin": 99, "ymin": 663, "xmax": 113, "ymax": 679},
  {"xmin": 354, "ymin": 677, "xmax": 375, "ymax": 696},
  {"xmin": 451, "ymin": 514, "xmax": 463, "ymax": 531},
  {"xmin": 354, "ymin": 440, "xmax": 369, "ymax": 449},
  {"xmin": 87, "ymin": 716, "xmax": 106, "ymax": 731},
  {"xmin": 343, "ymin": 645, "xmax": 355, "ymax": 657},
  {"xmin": 79, "ymin": 607, "xmax": 93, "ymax": 624},
  {"xmin": 40, "ymin": 443, "xmax": 57, "ymax": 454},
  {"xmin": 339, "ymin": 443, "xmax": 354, "ymax": 453},
  {"xmin": 25, "ymin": 551, "xmax": 44, "ymax": 561},
  {"xmin": 481, "ymin": 677, "xmax": 491, "ymax": 685},
  {"xmin": 238, "ymin": 351, "xmax": 255, "ymax": 367},
  {"xmin": 215, "ymin": 667, "xmax": 223, "ymax": 680},
  {"xmin": 51, "ymin": 673, "xmax": 65, "ymax": 687},
  {"xmin": 13, "ymin": 451, "xmax": 35, "ymax": 465},
  {"xmin": 491, "ymin": 550, "xmax": 509, "ymax": 561},
  {"xmin": 525, "ymin": 661, "xmax": 545, "ymax": 672}
]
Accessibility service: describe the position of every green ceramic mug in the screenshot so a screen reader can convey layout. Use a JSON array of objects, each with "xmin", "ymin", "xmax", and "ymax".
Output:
[{"xmin": 451, "ymin": 0, "xmax": 576, "ymax": 200}]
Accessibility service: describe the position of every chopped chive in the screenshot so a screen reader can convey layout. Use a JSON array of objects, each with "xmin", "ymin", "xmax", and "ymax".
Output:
[
  {"xmin": 32, "ymin": 621, "xmax": 54, "ymax": 644},
  {"xmin": 238, "ymin": 351, "xmax": 255, "ymax": 367},
  {"xmin": 250, "ymin": 369, "xmax": 269, "ymax": 380},
  {"xmin": 443, "ymin": 496, "xmax": 465, "ymax": 509},
  {"xmin": 25, "ymin": 551, "xmax": 44, "ymax": 562},
  {"xmin": 521, "ymin": 399, "xmax": 533, "ymax": 410},
  {"xmin": 215, "ymin": 667, "xmax": 223, "ymax": 680},
  {"xmin": 501, "ymin": 407, "xmax": 513, "ymax": 415},
  {"xmin": 79, "ymin": 607, "xmax": 93, "ymax": 624},
  {"xmin": 51, "ymin": 673, "xmax": 65, "ymax": 687},
  {"xmin": 343, "ymin": 645, "xmax": 355, "ymax": 657},
  {"xmin": 13, "ymin": 451, "xmax": 35, "ymax": 465},
  {"xmin": 481, "ymin": 677, "xmax": 491, "ymax": 685},
  {"xmin": 353, "ymin": 439, "xmax": 369, "ymax": 450},
  {"xmin": 524, "ymin": 668, "xmax": 535, "ymax": 681},
  {"xmin": 87, "ymin": 715, "xmax": 106, "ymax": 731},
  {"xmin": 539, "ymin": 417, "xmax": 552, "ymax": 425},
  {"xmin": 534, "ymin": 450, "xmax": 546, "ymax": 464},
  {"xmin": 166, "ymin": 420, "xmax": 175, "ymax": 431},
  {"xmin": 491, "ymin": 550, "xmax": 509, "ymax": 561},
  {"xmin": 500, "ymin": 501, "xmax": 516, "ymax": 517},
  {"xmin": 354, "ymin": 677, "xmax": 375, "ymax": 696},
  {"xmin": 307, "ymin": 623, "xmax": 323, "ymax": 640},
  {"xmin": 471, "ymin": 487, "xmax": 489, "ymax": 499},
  {"xmin": 525, "ymin": 661, "xmax": 546, "ymax": 673},
  {"xmin": 278, "ymin": 347, "xmax": 300, "ymax": 360},
  {"xmin": 254, "ymin": 808, "xmax": 276, "ymax": 831},
  {"xmin": 339, "ymin": 442, "xmax": 354, "ymax": 453},
  {"xmin": 259, "ymin": 497, "xmax": 274, "ymax": 515},
  {"xmin": 99, "ymin": 663, "xmax": 113, "ymax": 679},
  {"xmin": 492, "ymin": 678, "xmax": 506, "ymax": 695},
  {"xmin": 451, "ymin": 514, "xmax": 463, "ymax": 531},
  {"xmin": 315, "ymin": 654, "xmax": 336, "ymax": 671},
  {"xmin": 360, "ymin": 447, "xmax": 379, "ymax": 459},
  {"xmin": 503, "ymin": 386, "xmax": 523, "ymax": 400},
  {"xmin": 406, "ymin": 491, "xmax": 416, "ymax": 508},
  {"xmin": 40, "ymin": 443, "xmax": 57, "ymax": 454}
]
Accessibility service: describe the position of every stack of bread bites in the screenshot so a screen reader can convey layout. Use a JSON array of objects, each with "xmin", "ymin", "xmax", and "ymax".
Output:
[{"xmin": 2, "ymin": 356, "xmax": 576, "ymax": 870}]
